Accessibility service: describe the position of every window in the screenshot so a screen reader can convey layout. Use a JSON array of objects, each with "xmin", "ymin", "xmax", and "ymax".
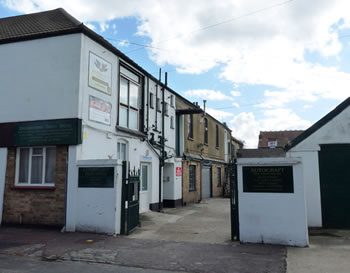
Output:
[
  {"xmin": 217, "ymin": 167, "xmax": 222, "ymax": 186},
  {"xmin": 216, "ymin": 125, "xmax": 219, "ymax": 148},
  {"xmin": 149, "ymin": 92, "xmax": 154, "ymax": 109},
  {"xmin": 204, "ymin": 118, "xmax": 208, "ymax": 144},
  {"xmin": 189, "ymin": 165, "xmax": 196, "ymax": 191},
  {"xmin": 188, "ymin": 114, "xmax": 193, "ymax": 139},
  {"xmin": 170, "ymin": 116, "xmax": 175, "ymax": 129},
  {"xmin": 164, "ymin": 102, "xmax": 169, "ymax": 116},
  {"xmin": 117, "ymin": 142, "xmax": 127, "ymax": 160},
  {"xmin": 268, "ymin": 139, "xmax": 278, "ymax": 148},
  {"xmin": 156, "ymin": 97, "xmax": 161, "ymax": 112},
  {"xmin": 16, "ymin": 147, "xmax": 56, "ymax": 186},
  {"xmin": 119, "ymin": 67, "xmax": 141, "ymax": 130},
  {"xmin": 170, "ymin": 95, "xmax": 174, "ymax": 107}
]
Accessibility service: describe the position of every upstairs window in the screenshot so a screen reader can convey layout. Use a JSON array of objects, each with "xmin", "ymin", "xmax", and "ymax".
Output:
[
  {"xmin": 204, "ymin": 118, "xmax": 208, "ymax": 144},
  {"xmin": 149, "ymin": 92, "xmax": 154, "ymax": 109},
  {"xmin": 188, "ymin": 114, "xmax": 193, "ymax": 139},
  {"xmin": 216, "ymin": 125, "xmax": 219, "ymax": 148},
  {"xmin": 119, "ymin": 66, "xmax": 141, "ymax": 130},
  {"xmin": 170, "ymin": 116, "xmax": 175, "ymax": 129},
  {"xmin": 16, "ymin": 147, "xmax": 56, "ymax": 186},
  {"xmin": 164, "ymin": 102, "xmax": 169, "ymax": 116},
  {"xmin": 170, "ymin": 95, "xmax": 174, "ymax": 107},
  {"xmin": 156, "ymin": 97, "xmax": 161, "ymax": 112}
]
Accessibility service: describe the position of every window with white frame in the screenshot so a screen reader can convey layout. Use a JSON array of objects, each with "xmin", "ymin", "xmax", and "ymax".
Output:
[
  {"xmin": 16, "ymin": 147, "xmax": 56, "ymax": 186},
  {"xmin": 170, "ymin": 95, "xmax": 174, "ymax": 107},
  {"xmin": 119, "ymin": 66, "xmax": 141, "ymax": 130},
  {"xmin": 117, "ymin": 142, "xmax": 127, "ymax": 160},
  {"xmin": 164, "ymin": 102, "xmax": 169, "ymax": 116},
  {"xmin": 156, "ymin": 97, "xmax": 161, "ymax": 112}
]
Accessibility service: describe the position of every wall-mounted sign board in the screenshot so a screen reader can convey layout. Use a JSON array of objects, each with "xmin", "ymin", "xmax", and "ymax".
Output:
[
  {"xmin": 243, "ymin": 166, "xmax": 294, "ymax": 193},
  {"xmin": 88, "ymin": 52, "xmax": 112, "ymax": 95},
  {"xmin": 78, "ymin": 167, "xmax": 114, "ymax": 188},
  {"xmin": 0, "ymin": 118, "xmax": 82, "ymax": 147}
]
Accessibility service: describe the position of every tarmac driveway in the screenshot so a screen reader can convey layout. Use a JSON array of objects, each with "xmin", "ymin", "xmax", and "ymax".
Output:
[{"xmin": 129, "ymin": 198, "xmax": 232, "ymax": 244}]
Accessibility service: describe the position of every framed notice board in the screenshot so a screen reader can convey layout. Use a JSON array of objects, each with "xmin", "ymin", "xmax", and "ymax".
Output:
[
  {"xmin": 78, "ymin": 167, "xmax": 114, "ymax": 188},
  {"xmin": 243, "ymin": 166, "xmax": 294, "ymax": 193}
]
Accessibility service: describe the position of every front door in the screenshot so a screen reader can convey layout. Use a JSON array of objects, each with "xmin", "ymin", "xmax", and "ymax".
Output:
[
  {"xmin": 202, "ymin": 166, "xmax": 211, "ymax": 199},
  {"xmin": 140, "ymin": 164, "xmax": 150, "ymax": 212}
]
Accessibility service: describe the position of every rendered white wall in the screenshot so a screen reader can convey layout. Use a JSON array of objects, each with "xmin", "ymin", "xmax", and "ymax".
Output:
[
  {"xmin": 0, "ymin": 34, "xmax": 81, "ymax": 122},
  {"xmin": 237, "ymin": 157, "xmax": 308, "ymax": 247},
  {"xmin": 287, "ymin": 105, "xmax": 350, "ymax": 227},
  {"xmin": 0, "ymin": 148, "xmax": 8, "ymax": 225}
]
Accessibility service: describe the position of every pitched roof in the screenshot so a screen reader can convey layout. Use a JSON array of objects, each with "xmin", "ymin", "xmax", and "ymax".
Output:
[
  {"xmin": 0, "ymin": 8, "xmax": 81, "ymax": 43},
  {"xmin": 258, "ymin": 130, "xmax": 303, "ymax": 148},
  {"xmin": 286, "ymin": 97, "xmax": 350, "ymax": 150},
  {"xmin": 237, "ymin": 148, "xmax": 286, "ymax": 158}
]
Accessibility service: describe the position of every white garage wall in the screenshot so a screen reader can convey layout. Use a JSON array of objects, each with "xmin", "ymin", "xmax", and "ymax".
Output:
[{"xmin": 237, "ymin": 157, "xmax": 308, "ymax": 247}]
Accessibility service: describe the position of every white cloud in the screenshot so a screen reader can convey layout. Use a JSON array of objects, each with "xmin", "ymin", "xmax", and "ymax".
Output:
[
  {"xmin": 205, "ymin": 108, "xmax": 233, "ymax": 121},
  {"xmin": 303, "ymin": 105, "xmax": 313, "ymax": 109},
  {"xmin": 229, "ymin": 109, "xmax": 312, "ymax": 148},
  {"xmin": 184, "ymin": 89, "xmax": 232, "ymax": 101},
  {"xmin": 232, "ymin": 102, "xmax": 240, "ymax": 108},
  {"xmin": 117, "ymin": 39, "xmax": 129, "ymax": 47},
  {"xmin": 230, "ymin": 91, "xmax": 241, "ymax": 97}
]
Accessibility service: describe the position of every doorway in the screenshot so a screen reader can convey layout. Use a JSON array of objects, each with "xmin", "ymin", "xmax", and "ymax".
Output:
[{"xmin": 140, "ymin": 163, "xmax": 151, "ymax": 213}]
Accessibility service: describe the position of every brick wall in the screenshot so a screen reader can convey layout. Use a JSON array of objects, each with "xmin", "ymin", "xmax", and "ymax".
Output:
[
  {"xmin": 2, "ymin": 146, "xmax": 67, "ymax": 226},
  {"xmin": 211, "ymin": 163, "xmax": 224, "ymax": 197},
  {"xmin": 182, "ymin": 160, "xmax": 201, "ymax": 204}
]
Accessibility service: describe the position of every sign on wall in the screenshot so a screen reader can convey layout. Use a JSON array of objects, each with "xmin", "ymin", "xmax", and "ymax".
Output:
[
  {"xmin": 243, "ymin": 166, "xmax": 294, "ymax": 193},
  {"xmin": 78, "ymin": 167, "xmax": 114, "ymax": 188},
  {"xmin": 0, "ymin": 118, "xmax": 82, "ymax": 147},
  {"xmin": 176, "ymin": 167, "xmax": 182, "ymax": 176},
  {"xmin": 88, "ymin": 52, "xmax": 112, "ymax": 95},
  {"xmin": 89, "ymin": 96, "xmax": 112, "ymax": 125}
]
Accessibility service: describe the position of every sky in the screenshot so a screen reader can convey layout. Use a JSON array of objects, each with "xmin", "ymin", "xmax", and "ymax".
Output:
[{"xmin": 1, "ymin": 0, "xmax": 350, "ymax": 147}]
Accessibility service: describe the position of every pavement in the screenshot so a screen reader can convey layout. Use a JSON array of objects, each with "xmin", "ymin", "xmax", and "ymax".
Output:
[{"xmin": 287, "ymin": 229, "xmax": 350, "ymax": 273}]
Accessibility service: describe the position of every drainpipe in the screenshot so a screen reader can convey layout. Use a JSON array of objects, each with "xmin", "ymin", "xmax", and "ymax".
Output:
[
  {"xmin": 158, "ymin": 72, "xmax": 167, "ymax": 212},
  {"xmin": 146, "ymin": 77, "xmax": 149, "ymax": 132}
]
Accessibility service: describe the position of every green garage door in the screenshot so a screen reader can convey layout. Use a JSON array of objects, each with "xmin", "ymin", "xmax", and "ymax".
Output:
[{"xmin": 319, "ymin": 144, "xmax": 350, "ymax": 228}]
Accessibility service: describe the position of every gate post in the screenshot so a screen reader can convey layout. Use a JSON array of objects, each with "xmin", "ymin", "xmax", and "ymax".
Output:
[{"xmin": 230, "ymin": 159, "xmax": 239, "ymax": 241}]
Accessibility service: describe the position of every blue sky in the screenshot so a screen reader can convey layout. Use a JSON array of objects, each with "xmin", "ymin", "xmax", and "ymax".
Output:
[{"xmin": 1, "ymin": 0, "xmax": 350, "ymax": 147}]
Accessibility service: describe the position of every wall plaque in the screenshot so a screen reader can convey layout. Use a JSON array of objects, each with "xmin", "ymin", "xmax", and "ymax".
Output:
[
  {"xmin": 243, "ymin": 166, "xmax": 294, "ymax": 193},
  {"xmin": 89, "ymin": 96, "xmax": 112, "ymax": 125},
  {"xmin": 78, "ymin": 167, "xmax": 114, "ymax": 188}
]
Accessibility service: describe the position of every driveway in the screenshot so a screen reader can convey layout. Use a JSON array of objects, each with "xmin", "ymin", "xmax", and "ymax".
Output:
[{"xmin": 129, "ymin": 198, "xmax": 232, "ymax": 244}]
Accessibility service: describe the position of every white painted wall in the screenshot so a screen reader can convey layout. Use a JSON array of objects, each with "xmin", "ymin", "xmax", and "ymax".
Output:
[
  {"xmin": 0, "ymin": 148, "xmax": 8, "ymax": 225},
  {"xmin": 237, "ymin": 157, "xmax": 308, "ymax": 247},
  {"xmin": 0, "ymin": 34, "xmax": 81, "ymax": 122},
  {"xmin": 287, "ymin": 105, "xmax": 350, "ymax": 227}
]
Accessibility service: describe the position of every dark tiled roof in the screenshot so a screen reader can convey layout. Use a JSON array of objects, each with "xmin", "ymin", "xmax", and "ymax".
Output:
[
  {"xmin": 286, "ymin": 97, "xmax": 350, "ymax": 150},
  {"xmin": 0, "ymin": 8, "xmax": 81, "ymax": 43},
  {"xmin": 237, "ymin": 148, "xmax": 286, "ymax": 158},
  {"xmin": 258, "ymin": 130, "xmax": 303, "ymax": 148}
]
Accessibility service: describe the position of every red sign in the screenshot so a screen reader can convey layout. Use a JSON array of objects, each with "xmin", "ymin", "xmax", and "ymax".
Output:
[{"xmin": 176, "ymin": 167, "xmax": 182, "ymax": 176}]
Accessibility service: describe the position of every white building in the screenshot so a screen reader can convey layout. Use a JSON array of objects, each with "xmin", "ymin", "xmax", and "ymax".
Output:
[{"xmin": 0, "ymin": 8, "xmax": 181, "ymax": 234}]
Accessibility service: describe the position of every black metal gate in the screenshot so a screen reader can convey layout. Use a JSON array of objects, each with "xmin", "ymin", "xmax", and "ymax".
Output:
[
  {"xmin": 121, "ymin": 161, "xmax": 140, "ymax": 235},
  {"xmin": 229, "ymin": 160, "xmax": 239, "ymax": 241}
]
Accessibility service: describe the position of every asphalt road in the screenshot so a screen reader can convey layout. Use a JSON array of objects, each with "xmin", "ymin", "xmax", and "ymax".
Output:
[{"xmin": 0, "ymin": 255, "xmax": 184, "ymax": 273}]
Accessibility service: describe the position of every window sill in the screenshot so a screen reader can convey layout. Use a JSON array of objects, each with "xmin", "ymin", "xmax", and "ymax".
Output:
[
  {"xmin": 188, "ymin": 137, "xmax": 194, "ymax": 141},
  {"xmin": 189, "ymin": 189, "xmax": 196, "ymax": 192},
  {"xmin": 11, "ymin": 185, "xmax": 56, "ymax": 190},
  {"xmin": 116, "ymin": 125, "xmax": 147, "ymax": 139}
]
